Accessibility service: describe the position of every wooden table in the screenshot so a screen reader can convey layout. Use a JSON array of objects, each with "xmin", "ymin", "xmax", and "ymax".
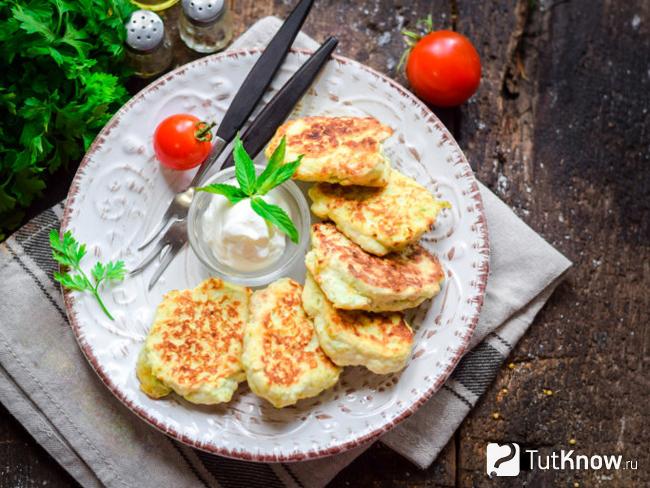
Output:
[{"xmin": 2, "ymin": 1, "xmax": 648, "ymax": 486}]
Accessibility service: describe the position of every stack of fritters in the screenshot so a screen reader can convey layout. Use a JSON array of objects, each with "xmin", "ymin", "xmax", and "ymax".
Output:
[
  {"xmin": 300, "ymin": 222, "xmax": 444, "ymax": 374},
  {"xmin": 283, "ymin": 115, "xmax": 449, "ymax": 375}
]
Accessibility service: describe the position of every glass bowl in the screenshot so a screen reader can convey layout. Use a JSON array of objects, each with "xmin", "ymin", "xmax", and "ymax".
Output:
[{"xmin": 187, "ymin": 165, "xmax": 310, "ymax": 287}]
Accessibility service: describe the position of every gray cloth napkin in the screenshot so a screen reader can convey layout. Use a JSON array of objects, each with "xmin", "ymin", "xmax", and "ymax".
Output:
[{"xmin": 0, "ymin": 17, "xmax": 571, "ymax": 488}]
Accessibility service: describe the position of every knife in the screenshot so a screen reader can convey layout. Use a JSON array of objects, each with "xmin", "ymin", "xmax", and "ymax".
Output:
[{"xmin": 138, "ymin": 0, "xmax": 315, "ymax": 250}]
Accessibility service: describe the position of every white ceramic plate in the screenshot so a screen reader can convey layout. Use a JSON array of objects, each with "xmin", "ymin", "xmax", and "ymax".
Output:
[{"xmin": 61, "ymin": 49, "xmax": 489, "ymax": 462}]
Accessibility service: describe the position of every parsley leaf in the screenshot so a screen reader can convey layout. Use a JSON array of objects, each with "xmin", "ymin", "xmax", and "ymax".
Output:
[
  {"xmin": 50, "ymin": 229, "xmax": 127, "ymax": 320},
  {"xmin": 0, "ymin": 0, "xmax": 135, "ymax": 240},
  {"xmin": 250, "ymin": 197, "xmax": 299, "ymax": 244},
  {"xmin": 54, "ymin": 271, "xmax": 90, "ymax": 292},
  {"xmin": 91, "ymin": 262, "xmax": 106, "ymax": 282},
  {"xmin": 104, "ymin": 261, "xmax": 127, "ymax": 282}
]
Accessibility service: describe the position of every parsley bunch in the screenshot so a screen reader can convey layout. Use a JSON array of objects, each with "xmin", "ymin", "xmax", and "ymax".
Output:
[
  {"xmin": 0, "ymin": 0, "xmax": 136, "ymax": 239},
  {"xmin": 197, "ymin": 136, "xmax": 303, "ymax": 243},
  {"xmin": 50, "ymin": 229, "xmax": 127, "ymax": 320}
]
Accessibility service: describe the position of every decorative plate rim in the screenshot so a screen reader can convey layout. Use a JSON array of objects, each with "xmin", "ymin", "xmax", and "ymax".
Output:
[{"xmin": 60, "ymin": 47, "xmax": 490, "ymax": 462}]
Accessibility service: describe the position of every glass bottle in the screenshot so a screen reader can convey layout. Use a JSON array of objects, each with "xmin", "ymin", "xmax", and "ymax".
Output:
[
  {"xmin": 129, "ymin": 0, "xmax": 180, "ymax": 12},
  {"xmin": 179, "ymin": 0, "xmax": 233, "ymax": 54},
  {"xmin": 124, "ymin": 10, "xmax": 173, "ymax": 78}
]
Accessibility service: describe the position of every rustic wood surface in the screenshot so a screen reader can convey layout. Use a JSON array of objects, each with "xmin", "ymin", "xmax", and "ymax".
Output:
[{"xmin": 2, "ymin": 0, "xmax": 649, "ymax": 486}]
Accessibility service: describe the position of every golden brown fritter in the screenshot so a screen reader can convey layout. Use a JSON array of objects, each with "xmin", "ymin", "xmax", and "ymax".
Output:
[
  {"xmin": 305, "ymin": 223, "xmax": 445, "ymax": 311},
  {"xmin": 264, "ymin": 116, "xmax": 393, "ymax": 187},
  {"xmin": 302, "ymin": 272, "xmax": 414, "ymax": 374},
  {"xmin": 242, "ymin": 278, "xmax": 341, "ymax": 408},
  {"xmin": 136, "ymin": 278, "xmax": 250, "ymax": 404},
  {"xmin": 309, "ymin": 169, "xmax": 450, "ymax": 256}
]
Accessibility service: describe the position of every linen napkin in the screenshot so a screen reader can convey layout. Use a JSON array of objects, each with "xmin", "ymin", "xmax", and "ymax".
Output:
[{"xmin": 0, "ymin": 17, "xmax": 571, "ymax": 488}]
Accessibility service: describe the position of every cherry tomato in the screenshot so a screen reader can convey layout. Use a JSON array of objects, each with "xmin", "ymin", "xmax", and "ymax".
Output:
[
  {"xmin": 406, "ymin": 30, "xmax": 481, "ymax": 107},
  {"xmin": 153, "ymin": 114, "xmax": 214, "ymax": 170}
]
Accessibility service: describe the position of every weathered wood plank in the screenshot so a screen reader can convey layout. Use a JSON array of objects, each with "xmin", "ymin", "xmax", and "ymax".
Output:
[{"xmin": 453, "ymin": 0, "xmax": 650, "ymax": 486}]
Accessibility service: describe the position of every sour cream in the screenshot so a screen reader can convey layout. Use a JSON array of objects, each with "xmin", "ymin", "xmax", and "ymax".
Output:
[{"xmin": 201, "ymin": 184, "xmax": 287, "ymax": 272}]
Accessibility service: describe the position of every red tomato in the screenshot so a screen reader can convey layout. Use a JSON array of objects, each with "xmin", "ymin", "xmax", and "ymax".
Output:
[
  {"xmin": 153, "ymin": 114, "xmax": 214, "ymax": 170},
  {"xmin": 406, "ymin": 30, "xmax": 481, "ymax": 107}
]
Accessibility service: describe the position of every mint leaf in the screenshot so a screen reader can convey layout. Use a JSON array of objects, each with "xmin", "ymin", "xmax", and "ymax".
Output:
[
  {"xmin": 256, "ymin": 156, "xmax": 302, "ymax": 195},
  {"xmin": 233, "ymin": 135, "xmax": 256, "ymax": 195},
  {"xmin": 255, "ymin": 136, "xmax": 287, "ymax": 192},
  {"xmin": 196, "ymin": 183, "xmax": 247, "ymax": 204},
  {"xmin": 250, "ymin": 197, "xmax": 299, "ymax": 244}
]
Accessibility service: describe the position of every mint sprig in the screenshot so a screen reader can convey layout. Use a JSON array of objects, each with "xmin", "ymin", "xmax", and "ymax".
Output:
[
  {"xmin": 196, "ymin": 135, "xmax": 302, "ymax": 243},
  {"xmin": 50, "ymin": 230, "xmax": 127, "ymax": 320}
]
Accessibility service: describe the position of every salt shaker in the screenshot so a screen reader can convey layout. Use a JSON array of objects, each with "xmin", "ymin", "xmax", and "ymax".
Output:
[
  {"xmin": 179, "ymin": 0, "xmax": 233, "ymax": 53},
  {"xmin": 124, "ymin": 10, "xmax": 173, "ymax": 78}
]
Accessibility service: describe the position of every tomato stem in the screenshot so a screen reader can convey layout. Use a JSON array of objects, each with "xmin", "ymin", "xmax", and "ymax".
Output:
[
  {"xmin": 398, "ymin": 14, "xmax": 435, "ymax": 71},
  {"xmin": 194, "ymin": 121, "xmax": 216, "ymax": 142}
]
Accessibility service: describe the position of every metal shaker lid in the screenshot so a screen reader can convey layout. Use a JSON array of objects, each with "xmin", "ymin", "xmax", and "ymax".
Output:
[
  {"xmin": 125, "ymin": 10, "xmax": 164, "ymax": 52},
  {"xmin": 181, "ymin": 0, "xmax": 225, "ymax": 24}
]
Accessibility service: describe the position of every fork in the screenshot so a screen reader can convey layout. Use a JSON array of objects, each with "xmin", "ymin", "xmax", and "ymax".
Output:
[
  {"xmin": 131, "ymin": 37, "xmax": 339, "ymax": 290},
  {"xmin": 131, "ymin": 220, "xmax": 188, "ymax": 290}
]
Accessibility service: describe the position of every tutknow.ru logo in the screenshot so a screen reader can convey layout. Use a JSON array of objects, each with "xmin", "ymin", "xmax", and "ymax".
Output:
[
  {"xmin": 487, "ymin": 443, "xmax": 520, "ymax": 477},
  {"xmin": 486, "ymin": 443, "xmax": 639, "ymax": 478}
]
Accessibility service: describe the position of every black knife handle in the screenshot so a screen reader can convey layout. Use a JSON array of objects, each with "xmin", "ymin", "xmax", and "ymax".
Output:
[
  {"xmin": 216, "ymin": 0, "xmax": 315, "ymax": 142},
  {"xmin": 222, "ymin": 36, "xmax": 339, "ymax": 168}
]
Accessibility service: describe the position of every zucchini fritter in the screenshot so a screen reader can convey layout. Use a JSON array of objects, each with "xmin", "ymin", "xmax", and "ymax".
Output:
[
  {"xmin": 309, "ymin": 169, "xmax": 450, "ymax": 256},
  {"xmin": 305, "ymin": 223, "xmax": 445, "ymax": 312},
  {"xmin": 136, "ymin": 278, "xmax": 249, "ymax": 405},
  {"xmin": 303, "ymin": 272, "xmax": 414, "ymax": 374},
  {"xmin": 242, "ymin": 278, "xmax": 341, "ymax": 408},
  {"xmin": 265, "ymin": 116, "xmax": 393, "ymax": 187}
]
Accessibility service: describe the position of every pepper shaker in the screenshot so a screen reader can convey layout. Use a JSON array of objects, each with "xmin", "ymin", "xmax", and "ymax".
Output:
[
  {"xmin": 179, "ymin": 0, "xmax": 233, "ymax": 53},
  {"xmin": 124, "ymin": 10, "xmax": 173, "ymax": 78}
]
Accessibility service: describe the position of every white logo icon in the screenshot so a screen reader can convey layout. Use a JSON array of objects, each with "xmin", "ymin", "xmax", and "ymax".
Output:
[{"xmin": 486, "ymin": 443, "xmax": 520, "ymax": 477}]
